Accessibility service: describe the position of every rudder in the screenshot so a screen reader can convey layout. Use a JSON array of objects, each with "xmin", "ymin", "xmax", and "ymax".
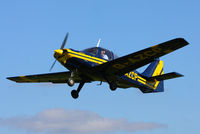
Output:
[{"xmin": 140, "ymin": 59, "xmax": 164, "ymax": 93}]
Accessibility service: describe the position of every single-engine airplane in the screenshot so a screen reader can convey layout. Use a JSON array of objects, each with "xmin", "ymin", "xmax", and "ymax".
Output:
[{"xmin": 7, "ymin": 33, "xmax": 189, "ymax": 99}]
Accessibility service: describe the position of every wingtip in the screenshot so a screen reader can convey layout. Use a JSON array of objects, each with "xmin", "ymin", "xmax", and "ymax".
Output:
[
  {"xmin": 6, "ymin": 76, "xmax": 18, "ymax": 82},
  {"xmin": 173, "ymin": 72, "xmax": 184, "ymax": 77},
  {"xmin": 6, "ymin": 77, "xmax": 12, "ymax": 80},
  {"xmin": 175, "ymin": 38, "xmax": 189, "ymax": 46}
]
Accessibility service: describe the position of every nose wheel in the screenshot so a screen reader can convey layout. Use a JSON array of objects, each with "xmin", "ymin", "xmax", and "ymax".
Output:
[{"xmin": 71, "ymin": 81, "xmax": 85, "ymax": 99}]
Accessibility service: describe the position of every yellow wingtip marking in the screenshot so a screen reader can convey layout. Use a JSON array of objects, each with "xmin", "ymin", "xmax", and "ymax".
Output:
[{"xmin": 19, "ymin": 76, "xmax": 37, "ymax": 82}]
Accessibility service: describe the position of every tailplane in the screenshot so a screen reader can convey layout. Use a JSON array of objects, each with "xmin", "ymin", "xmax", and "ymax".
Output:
[
  {"xmin": 145, "ymin": 72, "xmax": 183, "ymax": 81},
  {"xmin": 139, "ymin": 59, "xmax": 183, "ymax": 93}
]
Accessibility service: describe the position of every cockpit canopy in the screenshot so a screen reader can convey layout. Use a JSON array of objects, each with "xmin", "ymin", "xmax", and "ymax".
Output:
[{"xmin": 83, "ymin": 47, "xmax": 118, "ymax": 60}]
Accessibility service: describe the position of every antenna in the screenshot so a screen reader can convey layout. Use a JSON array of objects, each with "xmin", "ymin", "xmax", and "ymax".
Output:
[{"xmin": 96, "ymin": 38, "xmax": 101, "ymax": 47}]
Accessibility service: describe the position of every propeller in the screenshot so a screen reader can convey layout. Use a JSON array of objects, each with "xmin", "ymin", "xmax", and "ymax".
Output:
[
  {"xmin": 60, "ymin": 32, "xmax": 69, "ymax": 49},
  {"xmin": 49, "ymin": 32, "xmax": 69, "ymax": 71}
]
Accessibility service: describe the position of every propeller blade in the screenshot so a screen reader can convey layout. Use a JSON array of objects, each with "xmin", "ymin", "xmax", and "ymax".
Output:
[
  {"xmin": 49, "ymin": 32, "xmax": 69, "ymax": 71},
  {"xmin": 49, "ymin": 59, "xmax": 57, "ymax": 71},
  {"xmin": 60, "ymin": 32, "xmax": 69, "ymax": 49}
]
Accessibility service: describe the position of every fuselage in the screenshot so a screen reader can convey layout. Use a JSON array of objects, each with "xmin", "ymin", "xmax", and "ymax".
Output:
[{"xmin": 54, "ymin": 47, "xmax": 159, "ymax": 91}]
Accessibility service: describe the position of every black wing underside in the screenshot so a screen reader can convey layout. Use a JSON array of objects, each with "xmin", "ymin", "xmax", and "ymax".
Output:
[
  {"xmin": 7, "ymin": 71, "xmax": 82, "ymax": 83},
  {"xmin": 93, "ymin": 38, "xmax": 189, "ymax": 76}
]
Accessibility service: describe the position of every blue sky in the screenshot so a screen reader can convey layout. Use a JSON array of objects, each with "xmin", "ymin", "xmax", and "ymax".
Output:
[{"xmin": 1, "ymin": 0, "xmax": 200, "ymax": 134}]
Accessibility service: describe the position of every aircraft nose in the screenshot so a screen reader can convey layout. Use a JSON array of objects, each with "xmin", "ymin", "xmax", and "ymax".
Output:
[{"xmin": 54, "ymin": 49, "xmax": 63, "ymax": 56}]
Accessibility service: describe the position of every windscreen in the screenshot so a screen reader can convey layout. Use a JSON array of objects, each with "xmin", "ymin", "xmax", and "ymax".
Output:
[{"xmin": 83, "ymin": 47, "xmax": 98, "ymax": 56}]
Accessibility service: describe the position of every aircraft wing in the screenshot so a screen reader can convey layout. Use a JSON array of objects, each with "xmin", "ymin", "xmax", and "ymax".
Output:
[
  {"xmin": 7, "ymin": 71, "xmax": 83, "ymax": 83},
  {"xmin": 94, "ymin": 38, "xmax": 189, "ymax": 76}
]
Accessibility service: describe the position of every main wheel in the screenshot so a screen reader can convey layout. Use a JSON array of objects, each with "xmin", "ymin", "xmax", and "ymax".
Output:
[
  {"xmin": 109, "ymin": 82, "xmax": 117, "ymax": 91},
  {"xmin": 71, "ymin": 90, "xmax": 79, "ymax": 99},
  {"xmin": 67, "ymin": 78, "xmax": 75, "ymax": 87}
]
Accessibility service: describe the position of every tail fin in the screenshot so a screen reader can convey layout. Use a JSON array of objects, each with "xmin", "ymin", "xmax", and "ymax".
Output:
[
  {"xmin": 142, "ymin": 59, "xmax": 164, "ymax": 77},
  {"xmin": 140, "ymin": 59, "xmax": 164, "ymax": 93}
]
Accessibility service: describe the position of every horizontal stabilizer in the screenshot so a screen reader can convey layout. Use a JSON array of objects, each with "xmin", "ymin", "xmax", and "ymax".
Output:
[{"xmin": 146, "ymin": 72, "xmax": 183, "ymax": 81}]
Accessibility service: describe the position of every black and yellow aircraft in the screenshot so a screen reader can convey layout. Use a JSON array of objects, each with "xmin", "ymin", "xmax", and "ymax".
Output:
[{"xmin": 7, "ymin": 33, "xmax": 189, "ymax": 99}]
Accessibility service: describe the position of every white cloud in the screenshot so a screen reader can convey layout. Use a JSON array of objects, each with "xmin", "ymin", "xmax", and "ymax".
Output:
[{"xmin": 0, "ymin": 108, "xmax": 166, "ymax": 134}]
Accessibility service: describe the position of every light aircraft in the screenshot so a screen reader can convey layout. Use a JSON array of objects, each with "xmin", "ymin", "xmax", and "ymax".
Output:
[{"xmin": 7, "ymin": 33, "xmax": 189, "ymax": 99}]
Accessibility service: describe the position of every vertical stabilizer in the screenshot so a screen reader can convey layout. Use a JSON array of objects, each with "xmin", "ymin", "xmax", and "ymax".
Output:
[
  {"xmin": 142, "ymin": 59, "xmax": 163, "ymax": 77},
  {"xmin": 140, "ymin": 59, "xmax": 164, "ymax": 93}
]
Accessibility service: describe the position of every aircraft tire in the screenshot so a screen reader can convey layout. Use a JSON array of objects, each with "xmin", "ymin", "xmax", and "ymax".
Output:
[
  {"xmin": 110, "ymin": 82, "xmax": 117, "ymax": 91},
  {"xmin": 71, "ymin": 90, "xmax": 79, "ymax": 99},
  {"xmin": 68, "ymin": 78, "xmax": 75, "ymax": 87}
]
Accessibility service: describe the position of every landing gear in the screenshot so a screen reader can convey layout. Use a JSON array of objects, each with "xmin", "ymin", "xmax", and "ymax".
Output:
[
  {"xmin": 67, "ymin": 71, "xmax": 76, "ymax": 87},
  {"xmin": 102, "ymin": 75, "xmax": 118, "ymax": 91},
  {"xmin": 71, "ymin": 90, "xmax": 79, "ymax": 99},
  {"xmin": 67, "ymin": 77, "xmax": 75, "ymax": 87},
  {"xmin": 71, "ymin": 81, "xmax": 85, "ymax": 99},
  {"xmin": 109, "ymin": 82, "xmax": 117, "ymax": 91}
]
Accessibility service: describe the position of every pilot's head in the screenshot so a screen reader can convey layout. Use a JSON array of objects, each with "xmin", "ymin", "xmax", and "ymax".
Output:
[{"xmin": 101, "ymin": 50, "xmax": 105, "ymax": 55}]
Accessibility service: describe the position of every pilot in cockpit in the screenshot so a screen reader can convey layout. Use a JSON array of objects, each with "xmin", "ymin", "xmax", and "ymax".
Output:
[{"xmin": 101, "ymin": 50, "xmax": 109, "ymax": 60}]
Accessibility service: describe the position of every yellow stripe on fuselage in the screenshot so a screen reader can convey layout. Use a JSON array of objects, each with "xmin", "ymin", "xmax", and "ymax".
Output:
[
  {"xmin": 125, "ymin": 71, "xmax": 154, "ymax": 88},
  {"xmin": 124, "ymin": 60, "xmax": 164, "ymax": 89},
  {"xmin": 58, "ymin": 49, "xmax": 107, "ymax": 65},
  {"xmin": 68, "ymin": 53, "xmax": 104, "ymax": 64},
  {"xmin": 66, "ymin": 49, "xmax": 107, "ymax": 63}
]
